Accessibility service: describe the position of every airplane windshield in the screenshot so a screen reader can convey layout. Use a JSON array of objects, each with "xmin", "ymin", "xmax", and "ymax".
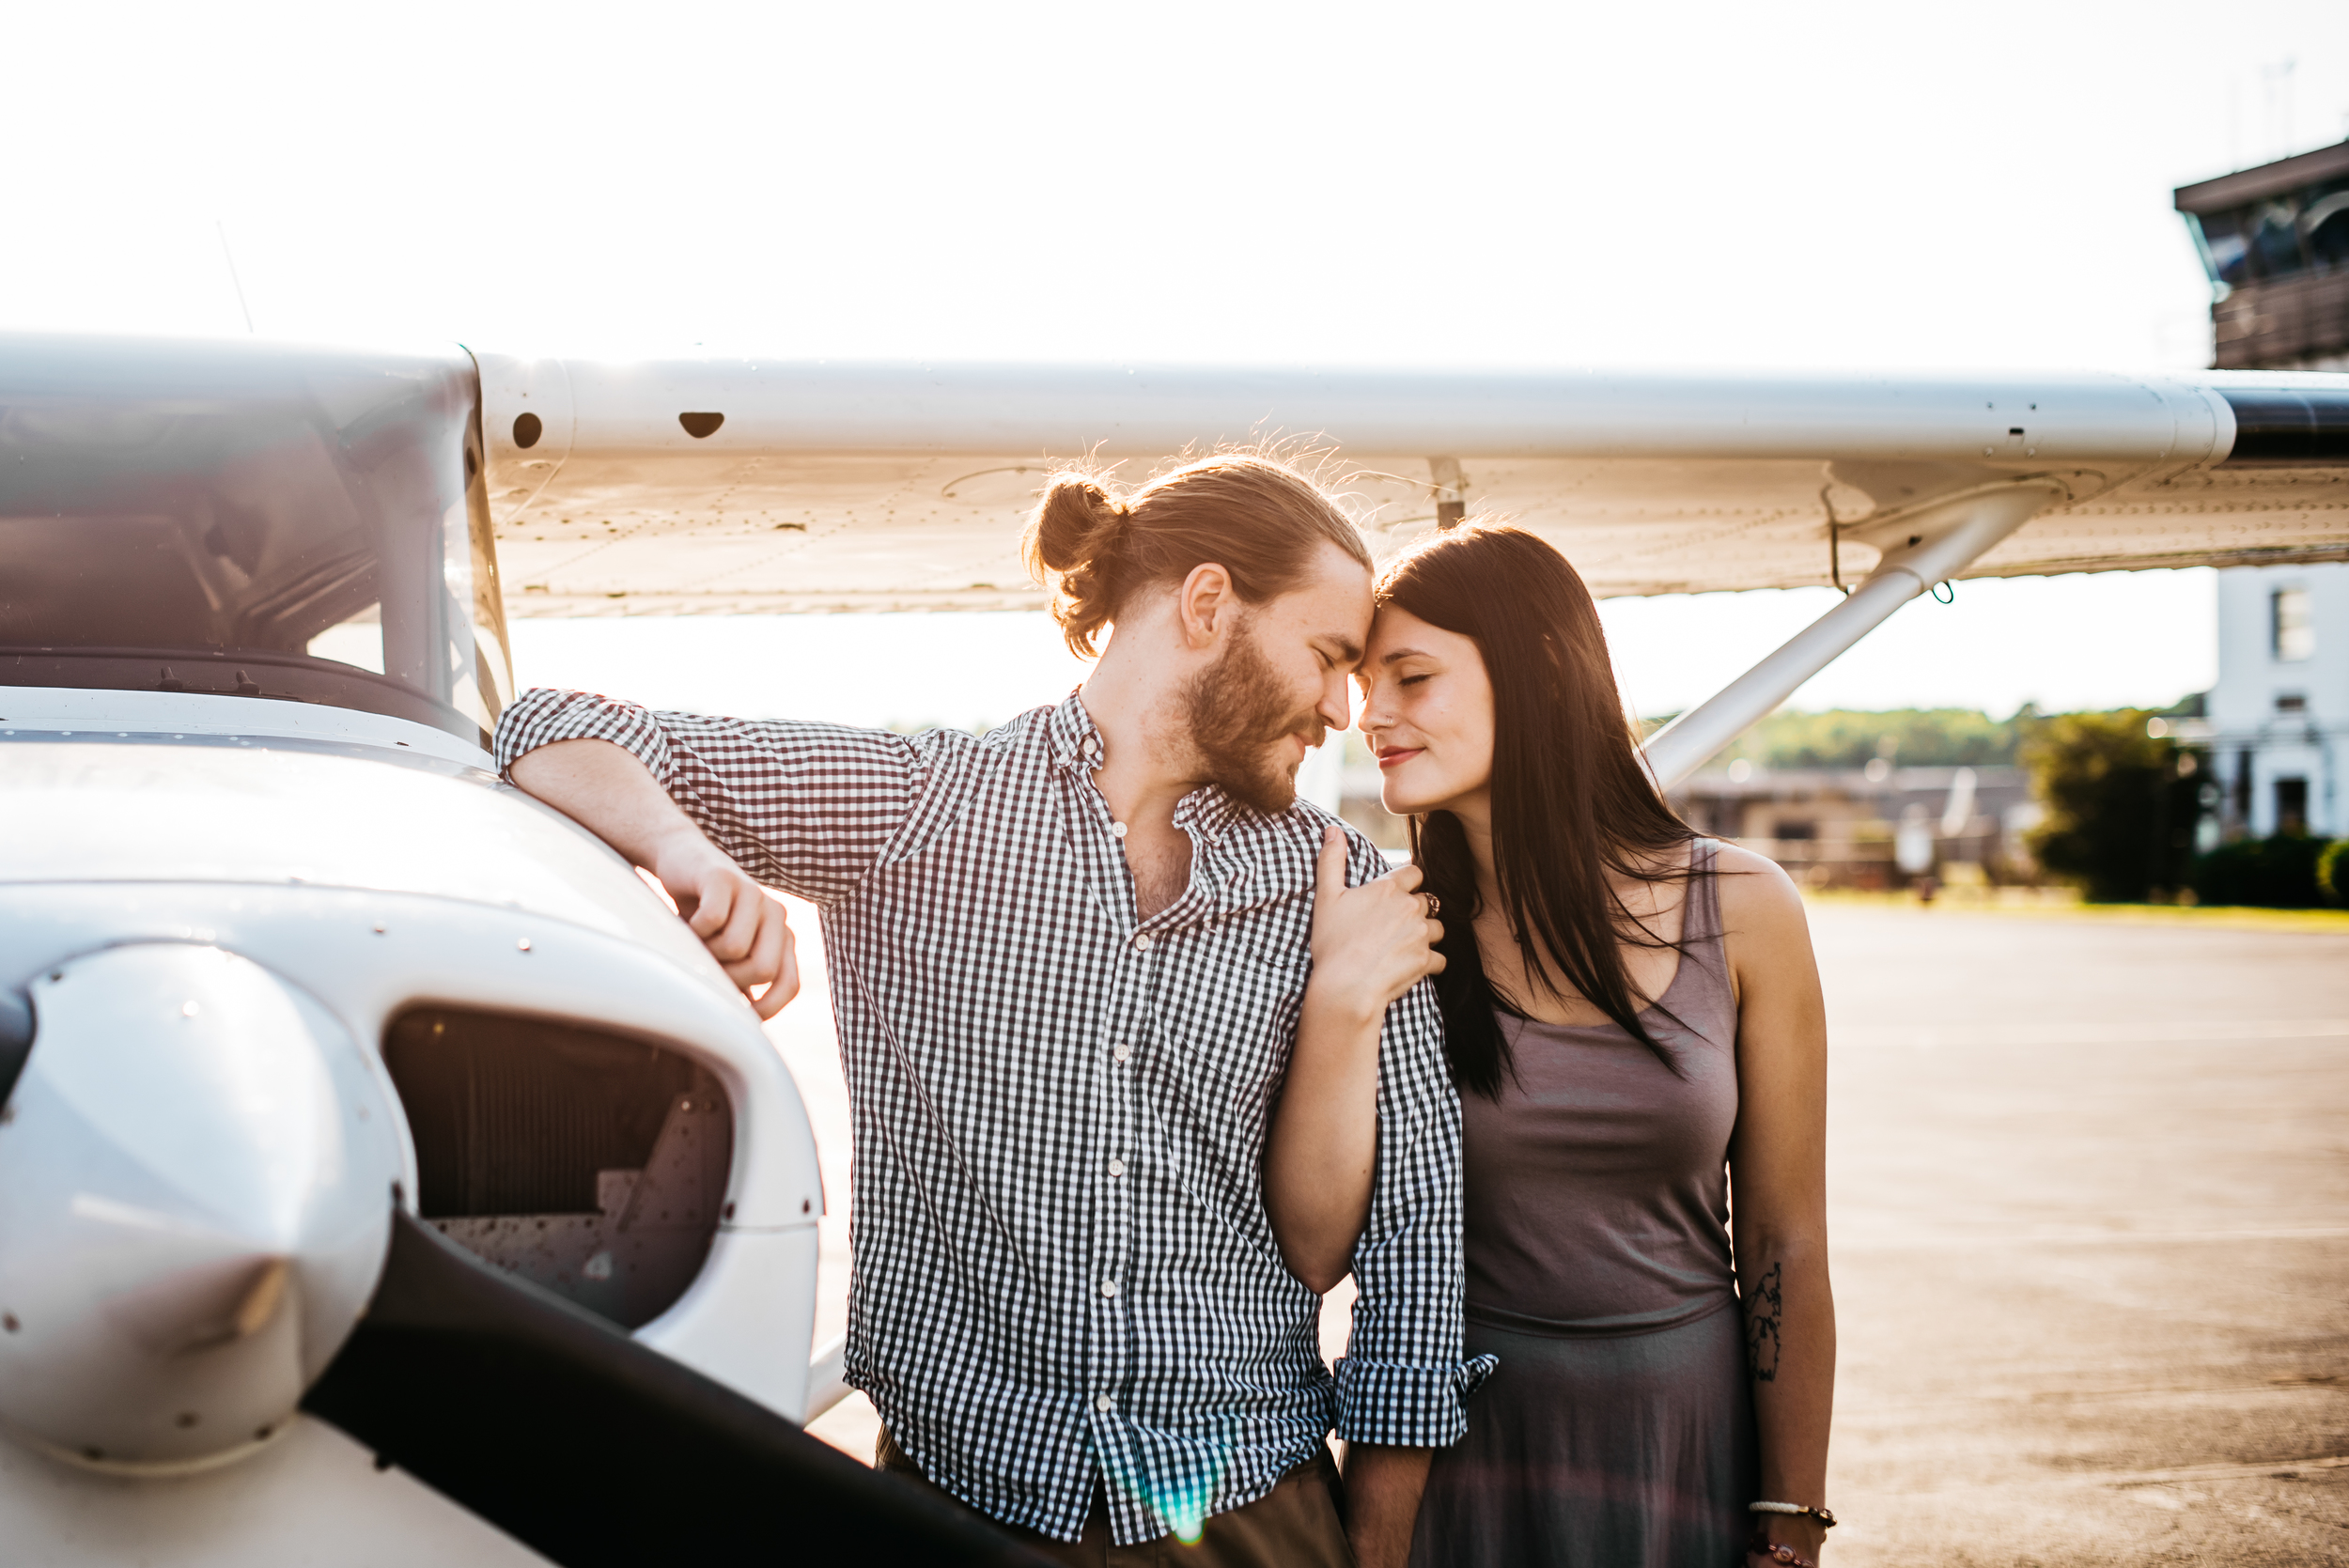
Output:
[{"xmin": 0, "ymin": 336, "xmax": 512, "ymax": 748}]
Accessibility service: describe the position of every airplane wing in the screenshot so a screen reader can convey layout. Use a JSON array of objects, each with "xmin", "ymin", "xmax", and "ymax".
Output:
[{"xmin": 474, "ymin": 356, "xmax": 2349, "ymax": 614}]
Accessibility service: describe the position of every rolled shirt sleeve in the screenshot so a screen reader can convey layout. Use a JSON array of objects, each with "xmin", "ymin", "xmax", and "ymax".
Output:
[
  {"xmin": 493, "ymin": 687, "xmax": 926, "ymax": 905},
  {"xmin": 1328, "ymin": 834, "xmax": 1498, "ymax": 1448}
]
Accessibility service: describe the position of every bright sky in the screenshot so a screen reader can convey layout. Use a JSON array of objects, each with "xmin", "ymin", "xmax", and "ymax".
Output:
[
  {"xmin": 504, "ymin": 567, "xmax": 2220, "ymax": 728},
  {"xmin": 8, "ymin": 2, "xmax": 2341, "ymax": 724}
]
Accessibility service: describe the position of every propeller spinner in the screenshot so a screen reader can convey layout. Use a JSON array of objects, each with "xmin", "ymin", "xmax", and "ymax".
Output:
[{"xmin": 0, "ymin": 944, "xmax": 399, "ymax": 1469}]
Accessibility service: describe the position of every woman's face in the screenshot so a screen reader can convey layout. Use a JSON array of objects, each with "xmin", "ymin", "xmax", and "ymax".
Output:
[{"xmin": 1356, "ymin": 604, "xmax": 1495, "ymax": 819}]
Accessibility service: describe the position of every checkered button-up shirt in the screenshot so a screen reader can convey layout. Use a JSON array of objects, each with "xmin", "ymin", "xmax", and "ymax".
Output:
[{"xmin": 495, "ymin": 688, "xmax": 1491, "ymax": 1545}]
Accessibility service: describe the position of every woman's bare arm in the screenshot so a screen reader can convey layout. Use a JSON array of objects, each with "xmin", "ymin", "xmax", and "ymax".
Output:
[
  {"xmin": 1718, "ymin": 846, "xmax": 1836, "ymax": 1563},
  {"xmin": 1262, "ymin": 829, "xmax": 1444, "ymax": 1294}
]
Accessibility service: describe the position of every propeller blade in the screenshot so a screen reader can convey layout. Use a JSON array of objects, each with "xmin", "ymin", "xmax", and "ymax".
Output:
[
  {"xmin": 0, "ymin": 986, "xmax": 32, "ymax": 1108},
  {"xmin": 303, "ymin": 1212, "xmax": 1050, "ymax": 1567}
]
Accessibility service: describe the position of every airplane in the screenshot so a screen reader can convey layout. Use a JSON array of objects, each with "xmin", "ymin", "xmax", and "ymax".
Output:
[{"xmin": 2, "ymin": 329, "xmax": 2343, "ymax": 1565}]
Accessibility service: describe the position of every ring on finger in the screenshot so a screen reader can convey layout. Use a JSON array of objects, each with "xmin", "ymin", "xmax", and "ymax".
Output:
[{"xmin": 1423, "ymin": 893, "xmax": 1441, "ymax": 919}]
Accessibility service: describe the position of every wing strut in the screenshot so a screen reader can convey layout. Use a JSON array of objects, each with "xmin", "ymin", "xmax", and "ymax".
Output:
[{"xmin": 1639, "ymin": 482, "xmax": 2061, "ymax": 790}]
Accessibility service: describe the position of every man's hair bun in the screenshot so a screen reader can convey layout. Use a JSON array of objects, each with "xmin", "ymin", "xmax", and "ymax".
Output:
[
  {"xmin": 1019, "ymin": 451, "xmax": 1371, "ymax": 659},
  {"xmin": 1028, "ymin": 474, "xmax": 1129, "ymax": 577},
  {"xmin": 1022, "ymin": 473, "xmax": 1133, "ymax": 656}
]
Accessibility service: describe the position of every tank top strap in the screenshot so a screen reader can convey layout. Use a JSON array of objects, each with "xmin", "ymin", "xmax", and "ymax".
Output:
[{"xmin": 1683, "ymin": 836, "xmax": 1726, "ymax": 953}]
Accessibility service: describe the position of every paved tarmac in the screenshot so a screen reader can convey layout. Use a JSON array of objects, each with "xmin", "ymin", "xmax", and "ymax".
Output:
[
  {"xmin": 771, "ymin": 898, "xmax": 2349, "ymax": 1564},
  {"xmin": 1811, "ymin": 904, "xmax": 2348, "ymax": 1565}
]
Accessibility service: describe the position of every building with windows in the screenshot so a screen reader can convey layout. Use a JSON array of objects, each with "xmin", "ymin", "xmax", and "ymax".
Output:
[
  {"xmin": 2206, "ymin": 562, "xmax": 2347, "ymax": 837},
  {"xmin": 2174, "ymin": 142, "xmax": 2349, "ymax": 840},
  {"xmin": 1667, "ymin": 762, "xmax": 2037, "ymax": 889}
]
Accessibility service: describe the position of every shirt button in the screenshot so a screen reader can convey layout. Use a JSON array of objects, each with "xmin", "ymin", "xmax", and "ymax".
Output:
[
  {"xmin": 1111, "ymin": 821, "xmax": 1128, "ymax": 839},
  {"xmin": 1131, "ymin": 934, "xmax": 1152, "ymax": 953},
  {"xmin": 1095, "ymin": 1393, "xmax": 1115, "ymax": 1413},
  {"xmin": 1113, "ymin": 1044, "xmax": 1132, "ymax": 1064},
  {"xmin": 1099, "ymin": 1277, "xmax": 1119, "ymax": 1298},
  {"xmin": 1108, "ymin": 1157, "xmax": 1127, "ymax": 1178}
]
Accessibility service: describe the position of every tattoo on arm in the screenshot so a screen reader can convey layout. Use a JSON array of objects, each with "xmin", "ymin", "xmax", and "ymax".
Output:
[{"xmin": 1743, "ymin": 1261, "xmax": 1782, "ymax": 1383}]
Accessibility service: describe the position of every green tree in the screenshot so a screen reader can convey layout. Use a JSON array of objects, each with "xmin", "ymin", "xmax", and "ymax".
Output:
[
  {"xmin": 2020, "ymin": 710, "xmax": 2196, "ymax": 903},
  {"xmin": 1710, "ymin": 707, "xmax": 2021, "ymax": 769}
]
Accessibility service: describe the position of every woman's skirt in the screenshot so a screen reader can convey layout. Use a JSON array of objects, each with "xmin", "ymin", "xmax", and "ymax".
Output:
[{"xmin": 1408, "ymin": 1303, "xmax": 1757, "ymax": 1568}]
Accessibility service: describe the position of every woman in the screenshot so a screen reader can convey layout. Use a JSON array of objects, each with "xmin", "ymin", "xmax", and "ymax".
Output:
[{"xmin": 1268, "ymin": 523, "xmax": 1835, "ymax": 1567}]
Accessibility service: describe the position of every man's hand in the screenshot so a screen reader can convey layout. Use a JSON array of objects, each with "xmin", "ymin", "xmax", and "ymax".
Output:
[
  {"xmin": 510, "ymin": 738, "xmax": 801, "ymax": 1019},
  {"xmin": 647, "ymin": 828, "xmax": 801, "ymax": 1019},
  {"xmin": 1308, "ymin": 827, "xmax": 1445, "ymax": 1022}
]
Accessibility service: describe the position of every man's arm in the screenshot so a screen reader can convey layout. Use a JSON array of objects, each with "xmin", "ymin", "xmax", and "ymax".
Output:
[
  {"xmin": 494, "ymin": 688, "xmax": 931, "ymax": 1016},
  {"xmin": 511, "ymin": 738, "xmax": 800, "ymax": 1017}
]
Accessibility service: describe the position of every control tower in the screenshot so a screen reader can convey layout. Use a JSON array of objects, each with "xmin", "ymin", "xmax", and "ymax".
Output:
[
  {"xmin": 2174, "ymin": 139, "xmax": 2349, "ymax": 372},
  {"xmin": 2175, "ymin": 141, "xmax": 2349, "ymax": 842}
]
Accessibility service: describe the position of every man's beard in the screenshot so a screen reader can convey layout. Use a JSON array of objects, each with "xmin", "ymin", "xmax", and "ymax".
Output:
[{"xmin": 1177, "ymin": 624, "xmax": 1325, "ymax": 815}]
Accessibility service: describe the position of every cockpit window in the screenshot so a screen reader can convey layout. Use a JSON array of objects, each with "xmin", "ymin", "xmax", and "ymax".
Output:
[{"xmin": 0, "ymin": 336, "xmax": 513, "ymax": 747}]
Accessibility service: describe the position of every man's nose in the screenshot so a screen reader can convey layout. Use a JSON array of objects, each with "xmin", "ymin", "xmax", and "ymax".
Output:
[{"xmin": 1317, "ymin": 675, "xmax": 1350, "ymax": 732}]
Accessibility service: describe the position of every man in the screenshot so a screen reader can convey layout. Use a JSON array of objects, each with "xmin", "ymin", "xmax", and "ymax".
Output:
[{"xmin": 495, "ymin": 454, "xmax": 1487, "ymax": 1567}]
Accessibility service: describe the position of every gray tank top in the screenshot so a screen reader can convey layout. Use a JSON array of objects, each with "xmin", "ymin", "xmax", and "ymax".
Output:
[{"xmin": 1460, "ymin": 838, "xmax": 1740, "ymax": 1337}]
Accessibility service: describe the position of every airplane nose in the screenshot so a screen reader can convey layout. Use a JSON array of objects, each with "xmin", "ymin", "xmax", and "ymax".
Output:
[{"xmin": 0, "ymin": 945, "xmax": 399, "ymax": 1468}]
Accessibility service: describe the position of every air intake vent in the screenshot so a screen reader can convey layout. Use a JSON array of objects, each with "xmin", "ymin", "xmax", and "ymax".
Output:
[{"xmin": 383, "ymin": 1008, "xmax": 733, "ymax": 1328}]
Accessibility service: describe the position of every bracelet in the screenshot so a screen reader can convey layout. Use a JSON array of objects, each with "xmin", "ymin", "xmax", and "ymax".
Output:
[
  {"xmin": 1750, "ymin": 1500, "xmax": 1837, "ymax": 1529},
  {"xmin": 1749, "ymin": 1544, "xmax": 1816, "ymax": 1568}
]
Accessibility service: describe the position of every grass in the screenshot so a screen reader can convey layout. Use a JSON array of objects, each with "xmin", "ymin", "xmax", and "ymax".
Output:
[{"xmin": 1802, "ymin": 885, "xmax": 2349, "ymax": 933}]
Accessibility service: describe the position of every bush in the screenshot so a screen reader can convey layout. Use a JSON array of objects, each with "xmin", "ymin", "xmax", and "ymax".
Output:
[
  {"xmin": 2315, "ymin": 838, "xmax": 2346, "ymax": 908},
  {"xmin": 2192, "ymin": 835, "xmax": 2340, "ymax": 908},
  {"xmin": 2020, "ymin": 710, "xmax": 2197, "ymax": 903}
]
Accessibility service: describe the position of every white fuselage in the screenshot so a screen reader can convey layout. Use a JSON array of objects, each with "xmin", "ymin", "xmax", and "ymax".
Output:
[{"xmin": 0, "ymin": 690, "xmax": 825, "ymax": 1566}]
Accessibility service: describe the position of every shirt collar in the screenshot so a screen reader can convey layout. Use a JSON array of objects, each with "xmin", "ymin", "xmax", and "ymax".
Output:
[
  {"xmin": 1174, "ymin": 787, "xmax": 1251, "ymax": 842},
  {"xmin": 1046, "ymin": 689, "xmax": 1265, "ymax": 844},
  {"xmin": 1044, "ymin": 690, "xmax": 1105, "ymax": 773}
]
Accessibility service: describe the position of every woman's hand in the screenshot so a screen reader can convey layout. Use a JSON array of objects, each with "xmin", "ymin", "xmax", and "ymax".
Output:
[
  {"xmin": 647, "ymin": 824, "xmax": 801, "ymax": 1019},
  {"xmin": 1306, "ymin": 827, "xmax": 1445, "ymax": 1021}
]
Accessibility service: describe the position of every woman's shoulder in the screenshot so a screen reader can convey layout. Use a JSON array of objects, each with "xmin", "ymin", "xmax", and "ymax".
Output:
[{"xmin": 1705, "ymin": 840, "xmax": 1808, "ymax": 929}]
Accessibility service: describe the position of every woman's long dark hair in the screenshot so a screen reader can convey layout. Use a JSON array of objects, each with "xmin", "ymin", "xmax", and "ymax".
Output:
[{"xmin": 1379, "ymin": 523, "xmax": 1696, "ymax": 1095}]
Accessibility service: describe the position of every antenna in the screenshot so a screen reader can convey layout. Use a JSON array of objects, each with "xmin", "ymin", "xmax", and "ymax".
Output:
[
  {"xmin": 215, "ymin": 220, "xmax": 256, "ymax": 334},
  {"xmin": 2258, "ymin": 56, "xmax": 2296, "ymax": 162}
]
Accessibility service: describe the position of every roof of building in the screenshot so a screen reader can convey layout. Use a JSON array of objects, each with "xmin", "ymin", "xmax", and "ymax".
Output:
[{"xmin": 2174, "ymin": 140, "xmax": 2349, "ymax": 214}]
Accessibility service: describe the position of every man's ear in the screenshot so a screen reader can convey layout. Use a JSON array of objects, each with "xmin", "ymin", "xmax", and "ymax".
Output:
[{"xmin": 1174, "ymin": 563, "xmax": 1236, "ymax": 650}]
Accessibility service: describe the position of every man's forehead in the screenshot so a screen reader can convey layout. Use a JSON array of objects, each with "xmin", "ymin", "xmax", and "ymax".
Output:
[
  {"xmin": 1316, "ymin": 625, "xmax": 1366, "ymax": 663},
  {"xmin": 1286, "ymin": 586, "xmax": 1370, "ymax": 661},
  {"xmin": 1253, "ymin": 545, "xmax": 1372, "ymax": 649}
]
